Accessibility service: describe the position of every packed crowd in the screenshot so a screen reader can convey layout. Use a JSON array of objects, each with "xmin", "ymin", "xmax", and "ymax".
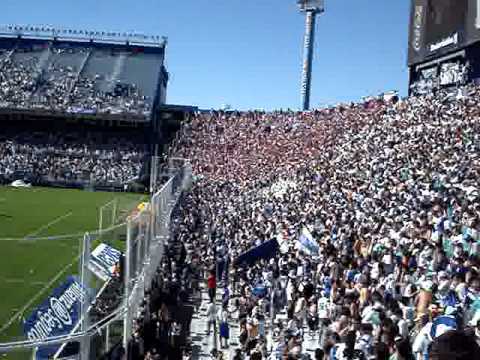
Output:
[
  {"xmin": 30, "ymin": 47, "xmax": 82, "ymax": 111},
  {"xmin": 0, "ymin": 130, "xmax": 146, "ymax": 186},
  {"xmin": 91, "ymin": 274, "xmax": 124, "ymax": 324},
  {"xmin": 0, "ymin": 50, "xmax": 39, "ymax": 107},
  {"xmin": 69, "ymin": 75, "xmax": 150, "ymax": 115},
  {"xmin": 120, "ymin": 235, "xmax": 192, "ymax": 360},
  {"xmin": 170, "ymin": 83, "xmax": 480, "ymax": 359},
  {"xmin": 410, "ymin": 62, "xmax": 469, "ymax": 96},
  {"xmin": 0, "ymin": 47, "xmax": 151, "ymax": 115}
]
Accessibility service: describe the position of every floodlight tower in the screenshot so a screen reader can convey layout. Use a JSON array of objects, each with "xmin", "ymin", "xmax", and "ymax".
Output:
[{"xmin": 297, "ymin": 0, "xmax": 325, "ymax": 110}]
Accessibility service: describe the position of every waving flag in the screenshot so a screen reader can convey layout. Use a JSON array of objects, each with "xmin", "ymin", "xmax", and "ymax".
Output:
[{"xmin": 297, "ymin": 227, "xmax": 319, "ymax": 255}]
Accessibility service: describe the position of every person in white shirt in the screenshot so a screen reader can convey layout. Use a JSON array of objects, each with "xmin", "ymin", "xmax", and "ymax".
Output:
[
  {"xmin": 318, "ymin": 291, "xmax": 331, "ymax": 346},
  {"xmin": 206, "ymin": 301, "xmax": 217, "ymax": 335}
]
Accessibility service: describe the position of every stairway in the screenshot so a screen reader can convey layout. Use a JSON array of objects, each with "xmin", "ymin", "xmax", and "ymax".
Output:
[
  {"xmin": 35, "ymin": 46, "xmax": 52, "ymax": 73},
  {"xmin": 64, "ymin": 48, "xmax": 92, "ymax": 103},
  {"xmin": 189, "ymin": 284, "xmax": 240, "ymax": 360},
  {"xmin": 107, "ymin": 52, "xmax": 127, "ymax": 90},
  {"xmin": 187, "ymin": 285, "xmax": 323, "ymax": 359}
]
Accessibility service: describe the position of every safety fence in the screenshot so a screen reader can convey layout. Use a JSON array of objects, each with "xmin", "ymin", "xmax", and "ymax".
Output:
[{"xmin": 0, "ymin": 158, "xmax": 192, "ymax": 360}]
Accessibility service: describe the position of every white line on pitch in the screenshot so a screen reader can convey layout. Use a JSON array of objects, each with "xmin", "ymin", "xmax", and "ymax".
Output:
[
  {"xmin": 1, "ymin": 278, "xmax": 25, "ymax": 284},
  {"xmin": 31, "ymin": 281, "xmax": 48, "ymax": 286},
  {"xmin": 23, "ymin": 211, "xmax": 73, "ymax": 240},
  {"xmin": 0, "ymin": 258, "xmax": 78, "ymax": 334},
  {"xmin": 0, "ymin": 277, "xmax": 48, "ymax": 286}
]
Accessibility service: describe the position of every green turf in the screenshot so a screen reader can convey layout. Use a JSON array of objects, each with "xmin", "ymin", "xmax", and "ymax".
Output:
[{"xmin": 0, "ymin": 186, "xmax": 146, "ymax": 357}]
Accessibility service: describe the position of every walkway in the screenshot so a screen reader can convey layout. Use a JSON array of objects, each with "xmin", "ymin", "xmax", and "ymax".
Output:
[{"xmin": 188, "ymin": 283, "xmax": 321, "ymax": 359}]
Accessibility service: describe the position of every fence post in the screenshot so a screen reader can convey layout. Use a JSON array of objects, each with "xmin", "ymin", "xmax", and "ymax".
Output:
[
  {"xmin": 270, "ymin": 283, "xmax": 275, "ymax": 353},
  {"xmin": 136, "ymin": 222, "xmax": 142, "ymax": 279},
  {"xmin": 105, "ymin": 324, "xmax": 110, "ymax": 353},
  {"xmin": 80, "ymin": 233, "xmax": 91, "ymax": 360},
  {"xmin": 149, "ymin": 154, "xmax": 158, "ymax": 194},
  {"xmin": 123, "ymin": 219, "xmax": 133, "ymax": 352}
]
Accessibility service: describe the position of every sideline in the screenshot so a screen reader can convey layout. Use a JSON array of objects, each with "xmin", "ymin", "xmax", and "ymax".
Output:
[
  {"xmin": 23, "ymin": 212, "xmax": 73, "ymax": 240},
  {"xmin": 0, "ymin": 222, "xmax": 128, "ymax": 242},
  {"xmin": 0, "ymin": 258, "xmax": 78, "ymax": 335}
]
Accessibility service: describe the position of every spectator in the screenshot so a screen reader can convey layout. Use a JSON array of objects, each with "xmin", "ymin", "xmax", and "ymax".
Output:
[
  {"xmin": 206, "ymin": 301, "xmax": 218, "ymax": 335},
  {"xmin": 218, "ymin": 310, "xmax": 230, "ymax": 349},
  {"xmin": 207, "ymin": 270, "xmax": 217, "ymax": 303}
]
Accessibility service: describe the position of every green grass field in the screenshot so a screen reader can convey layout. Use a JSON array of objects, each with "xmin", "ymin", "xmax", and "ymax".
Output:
[{"xmin": 0, "ymin": 186, "xmax": 146, "ymax": 350}]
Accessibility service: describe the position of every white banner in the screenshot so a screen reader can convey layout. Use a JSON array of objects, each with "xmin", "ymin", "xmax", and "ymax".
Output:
[{"xmin": 88, "ymin": 243, "xmax": 121, "ymax": 281}]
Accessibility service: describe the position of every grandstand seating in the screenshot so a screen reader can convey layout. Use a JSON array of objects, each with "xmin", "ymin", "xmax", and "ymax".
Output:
[
  {"xmin": 119, "ymin": 52, "xmax": 164, "ymax": 102},
  {"xmin": 0, "ymin": 39, "xmax": 164, "ymax": 116},
  {"xmin": 0, "ymin": 127, "xmax": 148, "ymax": 188},
  {"xmin": 0, "ymin": 37, "xmax": 167, "ymax": 191}
]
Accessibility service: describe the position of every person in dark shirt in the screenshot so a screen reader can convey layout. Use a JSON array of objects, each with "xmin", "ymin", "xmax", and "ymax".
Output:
[{"xmin": 430, "ymin": 330, "xmax": 480, "ymax": 360}]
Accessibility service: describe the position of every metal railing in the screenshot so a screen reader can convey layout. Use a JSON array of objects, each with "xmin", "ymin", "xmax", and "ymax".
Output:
[{"xmin": 123, "ymin": 158, "xmax": 191, "ymax": 347}]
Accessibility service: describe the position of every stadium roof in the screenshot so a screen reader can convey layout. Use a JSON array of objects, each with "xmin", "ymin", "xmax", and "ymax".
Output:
[{"xmin": 0, "ymin": 24, "xmax": 167, "ymax": 48}]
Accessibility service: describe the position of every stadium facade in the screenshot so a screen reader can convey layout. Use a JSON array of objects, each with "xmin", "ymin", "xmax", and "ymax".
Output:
[{"xmin": 408, "ymin": 0, "xmax": 480, "ymax": 94}]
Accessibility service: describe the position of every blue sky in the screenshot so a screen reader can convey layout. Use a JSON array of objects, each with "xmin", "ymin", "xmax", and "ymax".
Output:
[{"xmin": 1, "ymin": 0, "xmax": 411, "ymax": 110}]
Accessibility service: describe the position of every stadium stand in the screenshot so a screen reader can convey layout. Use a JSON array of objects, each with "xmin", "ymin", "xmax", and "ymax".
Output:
[
  {"xmin": 138, "ymin": 83, "xmax": 480, "ymax": 359},
  {"xmin": 0, "ymin": 39, "xmax": 163, "ymax": 116},
  {"xmin": 0, "ymin": 128, "xmax": 147, "ymax": 188},
  {"xmin": 0, "ymin": 34, "xmax": 168, "ymax": 191}
]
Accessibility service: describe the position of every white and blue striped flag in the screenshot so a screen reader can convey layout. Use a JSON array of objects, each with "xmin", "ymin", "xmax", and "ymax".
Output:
[{"xmin": 297, "ymin": 226, "xmax": 319, "ymax": 255}]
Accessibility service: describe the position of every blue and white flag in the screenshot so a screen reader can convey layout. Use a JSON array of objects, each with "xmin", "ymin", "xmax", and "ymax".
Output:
[
  {"xmin": 88, "ymin": 243, "xmax": 122, "ymax": 281},
  {"xmin": 297, "ymin": 227, "xmax": 319, "ymax": 255},
  {"xmin": 430, "ymin": 315, "xmax": 457, "ymax": 339}
]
